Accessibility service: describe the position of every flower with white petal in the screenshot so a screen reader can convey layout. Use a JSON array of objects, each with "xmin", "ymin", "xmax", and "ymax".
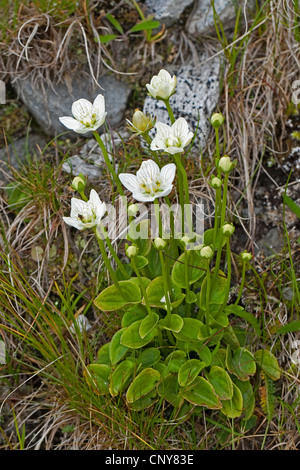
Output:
[
  {"xmin": 63, "ymin": 189, "xmax": 106, "ymax": 230},
  {"xmin": 59, "ymin": 94, "xmax": 107, "ymax": 134},
  {"xmin": 119, "ymin": 160, "xmax": 176, "ymax": 202},
  {"xmin": 150, "ymin": 117, "xmax": 193, "ymax": 155},
  {"xmin": 146, "ymin": 69, "xmax": 177, "ymax": 100}
]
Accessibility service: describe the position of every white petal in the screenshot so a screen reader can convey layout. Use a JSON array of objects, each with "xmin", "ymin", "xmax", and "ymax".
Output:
[
  {"xmin": 72, "ymin": 98, "xmax": 93, "ymax": 120},
  {"xmin": 70, "ymin": 198, "xmax": 87, "ymax": 218},
  {"xmin": 164, "ymin": 146, "xmax": 184, "ymax": 155},
  {"xmin": 155, "ymin": 83, "xmax": 173, "ymax": 99},
  {"xmin": 119, "ymin": 173, "xmax": 139, "ymax": 193},
  {"xmin": 157, "ymin": 185, "xmax": 173, "ymax": 198},
  {"xmin": 160, "ymin": 163, "xmax": 176, "ymax": 186},
  {"xmin": 93, "ymin": 94, "xmax": 105, "ymax": 115},
  {"xmin": 96, "ymin": 202, "xmax": 106, "ymax": 220},
  {"xmin": 146, "ymin": 84, "xmax": 157, "ymax": 98},
  {"xmin": 182, "ymin": 132, "xmax": 194, "ymax": 148},
  {"xmin": 131, "ymin": 191, "xmax": 156, "ymax": 203},
  {"xmin": 136, "ymin": 160, "xmax": 160, "ymax": 183},
  {"xmin": 150, "ymin": 135, "xmax": 166, "ymax": 151},
  {"xmin": 172, "ymin": 117, "xmax": 189, "ymax": 138},
  {"xmin": 62, "ymin": 216, "xmax": 85, "ymax": 230},
  {"xmin": 157, "ymin": 69, "xmax": 172, "ymax": 82},
  {"xmin": 59, "ymin": 116, "xmax": 82, "ymax": 132},
  {"xmin": 89, "ymin": 189, "xmax": 101, "ymax": 206},
  {"xmin": 155, "ymin": 122, "xmax": 171, "ymax": 139}
]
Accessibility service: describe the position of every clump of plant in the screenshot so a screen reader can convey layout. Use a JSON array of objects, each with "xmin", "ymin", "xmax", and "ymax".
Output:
[{"xmin": 60, "ymin": 69, "xmax": 281, "ymax": 422}]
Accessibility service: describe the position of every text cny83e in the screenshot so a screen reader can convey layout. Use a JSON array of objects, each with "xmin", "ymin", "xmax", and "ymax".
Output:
[{"xmin": 104, "ymin": 453, "xmax": 194, "ymax": 466}]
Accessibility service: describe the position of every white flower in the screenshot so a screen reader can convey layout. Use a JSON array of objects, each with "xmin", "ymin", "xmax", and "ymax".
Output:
[
  {"xmin": 63, "ymin": 189, "xmax": 106, "ymax": 230},
  {"xmin": 119, "ymin": 160, "xmax": 176, "ymax": 202},
  {"xmin": 146, "ymin": 69, "xmax": 177, "ymax": 100},
  {"xmin": 59, "ymin": 94, "xmax": 107, "ymax": 134},
  {"xmin": 150, "ymin": 118, "xmax": 193, "ymax": 155}
]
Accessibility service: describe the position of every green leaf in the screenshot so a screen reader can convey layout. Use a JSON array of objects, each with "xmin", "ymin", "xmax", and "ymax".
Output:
[
  {"xmin": 153, "ymin": 362, "xmax": 168, "ymax": 378},
  {"xmin": 226, "ymin": 347, "xmax": 256, "ymax": 381},
  {"xmin": 276, "ymin": 321, "xmax": 300, "ymax": 335},
  {"xmin": 197, "ymin": 344, "xmax": 212, "ymax": 366},
  {"xmin": 165, "ymin": 350, "xmax": 186, "ymax": 373},
  {"xmin": 209, "ymin": 271, "xmax": 228, "ymax": 304},
  {"xmin": 159, "ymin": 314, "xmax": 184, "ymax": 333},
  {"xmin": 109, "ymin": 328, "xmax": 128, "ymax": 365},
  {"xmin": 139, "ymin": 312, "xmax": 159, "ymax": 339},
  {"xmin": 207, "ymin": 366, "xmax": 234, "ymax": 400},
  {"xmin": 96, "ymin": 343, "xmax": 110, "ymax": 365},
  {"xmin": 128, "ymin": 390, "xmax": 158, "ymax": 411},
  {"xmin": 173, "ymin": 318, "xmax": 205, "ymax": 342},
  {"xmin": 254, "ymin": 349, "xmax": 281, "ymax": 381},
  {"xmin": 126, "ymin": 368, "xmax": 161, "ymax": 403},
  {"xmin": 106, "ymin": 13, "xmax": 124, "ymax": 34},
  {"xmin": 172, "ymin": 250, "xmax": 206, "ymax": 288},
  {"xmin": 182, "ymin": 377, "xmax": 222, "ymax": 409},
  {"xmin": 115, "ymin": 263, "xmax": 133, "ymax": 281},
  {"xmin": 225, "ymin": 305, "xmax": 262, "ymax": 337},
  {"xmin": 157, "ymin": 373, "xmax": 183, "ymax": 408},
  {"xmin": 130, "ymin": 19, "xmax": 160, "ymax": 32},
  {"xmin": 84, "ymin": 364, "xmax": 111, "ymax": 395},
  {"xmin": 221, "ymin": 383, "xmax": 243, "ymax": 418},
  {"xmin": 145, "ymin": 276, "xmax": 181, "ymax": 307},
  {"xmin": 143, "ymin": 246, "xmax": 162, "ymax": 279},
  {"xmin": 109, "ymin": 360, "xmax": 135, "ymax": 396},
  {"xmin": 234, "ymin": 378, "xmax": 255, "ymax": 421},
  {"xmin": 178, "ymin": 359, "xmax": 206, "ymax": 387},
  {"xmin": 122, "ymin": 305, "xmax": 147, "ymax": 327},
  {"xmin": 120, "ymin": 320, "xmax": 157, "ymax": 349},
  {"xmin": 98, "ymin": 34, "xmax": 118, "ymax": 44},
  {"xmin": 137, "ymin": 348, "xmax": 161, "ymax": 368},
  {"xmin": 134, "ymin": 255, "xmax": 148, "ymax": 269},
  {"xmin": 94, "ymin": 280, "xmax": 142, "ymax": 311},
  {"xmin": 204, "ymin": 228, "xmax": 226, "ymax": 250},
  {"xmin": 283, "ymin": 194, "xmax": 300, "ymax": 219},
  {"xmin": 127, "ymin": 220, "xmax": 152, "ymax": 256}
]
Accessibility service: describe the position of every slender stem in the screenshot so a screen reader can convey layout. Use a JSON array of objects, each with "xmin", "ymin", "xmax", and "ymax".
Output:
[
  {"xmin": 220, "ymin": 238, "xmax": 232, "ymax": 312},
  {"xmin": 174, "ymin": 153, "xmax": 192, "ymax": 235},
  {"xmin": 163, "ymin": 99, "xmax": 175, "ymax": 124},
  {"xmin": 213, "ymin": 233, "xmax": 224, "ymax": 285},
  {"xmin": 93, "ymin": 227, "xmax": 121, "ymax": 291},
  {"xmin": 205, "ymin": 259, "xmax": 211, "ymax": 327},
  {"xmin": 154, "ymin": 199, "xmax": 162, "ymax": 237},
  {"xmin": 159, "ymin": 251, "xmax": 172, "ymax": 316},
  {"xmin": 220, "ymin": 172, "xmax": 229, "ymax": 227},
  {"xmin": 131, "ymin": 257, "xmax": 152, "ymax": 315},
  {"xmin": 215, "ymin": 128, "xmax": 221, "ymax": 177},
  {"xmin": 184, "ymin": 249, "xmax": 191, "ymax": 317},
  {"xmin": 93, "ymin": 131, "xmax": 124, "ymax": 197},
  {"xmin": 212, "ymin": 187, "xmax": 221, "ymax": 250},
  {"xmin": 234, "ymin": 260, "xmax": 246, "ymax": 306},
  {"xmin": 99, "ymin": 226, "xmax": 129, "ymax": 279}
]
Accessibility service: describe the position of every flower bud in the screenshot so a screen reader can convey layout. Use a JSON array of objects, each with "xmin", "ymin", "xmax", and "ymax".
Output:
[
  {"xmin": 153, "ymin": 237, "xmax": 167, "ymax": 251},
  {"xmin": 210, "ymin": 112, "xmax": 224, "ymax": 129},
  {"xmin": 241, "ymin": 250, "xmax": 252, "ymax": 261},
  {"xmin": 211, "ymin": 176, "xmax": 222, "ymax": 189},
  {"xmin": 71, "ymin": 175, "xmax": 86, "ymax": 192},
  {"xmin": 218, "ymin": 156, "xmax": 233, "ymax": 173},
  {"xmin": 128, "ymin": 203, "xmax": 139, "ymax": 217},
  {"xmin": 126, "ymin": 245, "xmax": 138, "ymax": 259},
  {"xmin": 127, "ymin": 110, "xmax": 155, "ymax": 136},
  {"xmin": 200, "ymin": 245, "xmax": 214, "ymax": 260},
  {"xmin": 222, "ymin": 223, "xmax": 235, "ymax": 237}
]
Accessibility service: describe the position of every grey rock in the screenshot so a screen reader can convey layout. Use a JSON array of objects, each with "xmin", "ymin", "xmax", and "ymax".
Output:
[
  {"xmin": 0, "ymin": 134, "xmax": 47, "ymax": 182},
  {"xmin": 12, "ymin": 75, "xmax": 132, "ymax": 138},
  {"xmin": 186, "ymin": 0, "xmax": 248, "ymax": 36},
  {"xmin": 256, "ymin": 227, "xmax": 285, "ymax": 257},
  {"xmin": 143, "ymin": 0, "xmax": 194, "ymax": 27},
  {"xmin": 143, "ymin": 57, "xmax": 221, "ymax": 152}
]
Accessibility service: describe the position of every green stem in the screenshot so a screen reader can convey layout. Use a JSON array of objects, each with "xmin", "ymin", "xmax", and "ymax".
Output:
[
  {"xmin": 174, "ymin": 154, "xmax": 192, "ymax": 235},
  {"xmin": 93, "ymin": 227, "xmax": 121, "ymax": 291},
  {"xmin": 184, "ymin": 249, "xmax": 191, "ymax": 317},
  {"xmin": 163, "ymin": 99, "xmax": 175, "ymax": 124},
  {"xmin": 213, "ymin": 233, "xmax": 224, "ymax": 285},
  {"xmin": 159, "ymin": 251, "xmax": 172, "ymax": 316},
  {"xmin": 99, "ymin": 226, "xmax": 129, "ymax": 279},
  {"xmin": 154, "ymin": 199, "xmax": 162, "ymax": 237},
  {"xmin": 205, "ymin": 259, "xmax": 211, "ymax": 326},
  {"xmin": 234, "ymin": 260, "xmax": 246, "ymax": 306},
  {"xmin": 131, "ymin": 257, "xmax": 152, "ymax": 315},
  {"xmin": 212, "ymin": 187, "xmax": 221, "ymax": 250},
  {"xmin": 93, "ymin": 131, "xmax": 124, "ymax": 197},
  {"xmin": 215, "ymin": 128, "xmax": 221, "ymax": 177},
  {"xmin": 220, "ymin": 172, "xmax": 229, "ymax": 227},
  {"xmin": 220, "ymin": 238, "xmax": 232, "ymax": 312}
]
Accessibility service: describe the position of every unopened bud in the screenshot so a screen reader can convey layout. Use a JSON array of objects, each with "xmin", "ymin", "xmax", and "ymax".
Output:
[
  {"xmin": 128, "ymin": 203, "xmax": 139, "ymax": 217},
  {"xmin": 241, "ymin": 250, "xmax": 252, "ymax": 261},
  {"xmin": 222, "ymin": 223, "xmax": 235, "ymax": 237},
  {"xmin": 126, "ymin": 245, "xmax": 138, "ymax": 259},
  {"xmin": 211, "ymin": 112, "xmax": 225, "ymax": 129},
  {"xmin": 71, "ymin": 175, "xmax": 86, "ymax": 192},
  {"xmin": 218, "ymin": 156, "xmax": 233, "ymax": 173},
  {"xmin": 200, "ymin": 245, "xmax": 214, "ymax": 260},
  {"xmin": 211, "ymin": 177, "xmax": 222, "ymax": 189},
  {"xmin": 128, "ymin": 110, "xmax": 155, "ymax": 135},
  {"xmin": 153, "ymin": 237, "xmax": 167, "ymax": 251}
]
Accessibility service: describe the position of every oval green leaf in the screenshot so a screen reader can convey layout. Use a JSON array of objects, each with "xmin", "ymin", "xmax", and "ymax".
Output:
[
  {"xmin": 182, "ymin": 377, "xmax": 222, "ymax": 409},
  {"xmin": 254, "ymin": 349, "xmax": 281, "ymax": 381},
  {"xmin": 172, "ymin": 250, "xmax": 206, "ymax": 288},
  {"xmin": 173, "ymin": 318, "xmax": 204, "ymax": 342},
  {"xmin": 126, "ymin": 368, "xmax": 161, "ymax": 403},
  {"xmin": 110, "ymin": 328, "xmax": 128, "ymax": 365},
  {"xmin": 159, "ymin": 314, "xmax": 184, "ymax": 333},
  {"xmin": 207, "ymin": 365, "xmax": 234, "ymax": 400},
  {"xmin": 139, "ymin": 312, "xmax": 159, "ymax": 339},
  {"xmin": 120, "ymin": 320, "xmax": 157, "ymax": 349},
  {"xmin": 84, "ymin": 364, "xmax": 111, "ymax": 395},
  {"xmin": 178, "ymin": 359, "xmax": 206, "ymax": 387},
  {"xmin": 94, "ymin": 280, "xmax": 142, "ymax": 311},
  {"xmin": 221, "ymin": 383, "xmax": 243, "ymax": 418},
  {"xmin": 109, "ymin": 360, "xmax": 135, "ymax": 396}
]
